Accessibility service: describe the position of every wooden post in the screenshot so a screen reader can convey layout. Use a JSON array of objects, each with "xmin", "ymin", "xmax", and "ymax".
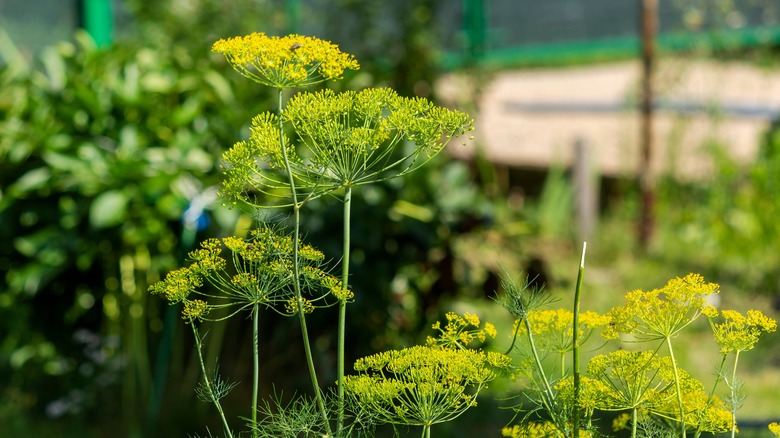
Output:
[
  {"xmin": 574, "ymin": 137, "xmax": 597, "ymax": 242},
  {"xmin": 639, "ymin": 0, "xmax": 658, "ymax": 249}
]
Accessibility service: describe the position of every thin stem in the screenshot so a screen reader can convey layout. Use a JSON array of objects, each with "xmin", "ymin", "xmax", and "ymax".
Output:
[
  {"xmin": 560, "ymin": 353, "xmax": 566, "ymax": 380},
  {"xmin": 730, "ymin": 351, "xmax": 741, "ymax": 438},
  {"xmin": 422, "ymin": 424, "xmax": 431, "ymax": 438},
  {"xmin": 337, "ymin": 186, "xmax": 352, "ymax": 435},
  {"xmin": 694, "ymin": 354, "xmax": 728, "ymax": 438},
  {"xmin": 503, "ymin": 318, "xmax": 522, "ymax": 356},
  {"xmin": 191, "ymin": 323, "xmax": 233, "ymax": 438},
  {"xmin": 572, "ymin": 242, "xmax": 586, "ymax": 437},
  {"xmin": 251, "ymin": 304, "xmax": 259, "ymax": 438},
  {"xmin": 277, "ymin": 88, "xmax": 332, "ymax": 435},
  {"xmin": 631, "ymin": 408, "xmax": 638, "ymax": 438},
  {"xmin": 524, "ymin": 317, "xmax": 556, "ymax": 415},
  {"xmin": 665, "ymin": 336, "xmax": 687, "ymax": 438}
]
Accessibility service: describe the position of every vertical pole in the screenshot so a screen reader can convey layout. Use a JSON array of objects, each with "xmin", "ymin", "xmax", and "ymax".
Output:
[
  {"xmin": 574, "ymin": 137, "xmax": 597, "ymax": 242},
  {"xmin": 639, "ymin": 0, "xmax": 657, "ymax": 249},
  {"xmin": 462, "ymin": 0, "xmax": 486, "ymax": 63},
  {"xmin": 81, "ymin": 0, "xmax": 113, "ymax": 48}
]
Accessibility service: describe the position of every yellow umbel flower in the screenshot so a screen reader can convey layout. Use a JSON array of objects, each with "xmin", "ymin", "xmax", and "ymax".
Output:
[
  {"xmin": 769, "ymin": 422, "xmax": 780, "ymax": 437},
  {"xmin": 148, "ymin": 228, "xmax": 338, "ymax": 321},
  {"xmin": 219, "ymin": 87, "xmax": 473, "ymax": 207},
  {"xmin": 602, "ymin": 273, "xmax": 719, "ymax": 341},
  {"xmin": 586, "ymin": 350, "xmax": 674, "ymax": 412},
  {"xmin": 514, "ymin": 308, "xmax": 608, "ymax": 354},
  {"xmin": 212, "ymin": 32, "xmax": 359, "ymax": 88},
  {"xmin": 502, "ymin": 422, "xmax": 564, "ymax": 438},
  {"xmin": 182, "ymin": 299, "xmax": 210, "ymax": 322},
  {"xmin": 709, "ymin": 308, "xmax": 777, "ymax": 354},
  {"xmin": 345, "ymin": 345, "xmax": 510, "ymax": 430},
  {"xmin": 427, "ymin": 311, "xmax": 497, "ymax": 350}
]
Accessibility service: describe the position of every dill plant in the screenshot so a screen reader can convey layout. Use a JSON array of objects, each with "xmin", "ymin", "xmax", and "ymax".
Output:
[
  {"xmin": 150, "ymin": 31, "xmax": 472, "ymax": 437},
  {"xmin": 497, "ymin": 260, "xmax": 776, "ymax": 438}
]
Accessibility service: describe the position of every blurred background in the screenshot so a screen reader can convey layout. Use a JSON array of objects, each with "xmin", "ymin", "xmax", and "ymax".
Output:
[{"xmin": 1, "ymin": 0, "xmax": 779, "ymax": 436}]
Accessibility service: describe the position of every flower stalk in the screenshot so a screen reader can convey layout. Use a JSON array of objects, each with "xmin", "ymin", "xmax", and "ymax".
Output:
[
  {"xmin": 572, "ymin": 242, "xmax": 586, "ymax": 437},
  {"xmin": 337, "ymin": 185, "xmax": 352, "ymax": 435},
  {"xmin": 276, "ymin": 88, "xmax": 332, "ymax": 435},
  {"xmin": 191, "ymin": 323, "xmax": 233, "ymax": 438}
]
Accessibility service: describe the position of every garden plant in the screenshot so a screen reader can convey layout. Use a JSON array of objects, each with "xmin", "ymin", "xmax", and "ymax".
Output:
[{"xmin": 148, "ymin": 32, "xmax": 778, "ymax": 437}]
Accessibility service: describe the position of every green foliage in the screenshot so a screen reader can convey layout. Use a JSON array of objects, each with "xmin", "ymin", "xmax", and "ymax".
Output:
[
  {"xmin": 0, "ymin": 24, "xmax": 268, "ymax": 433},
  {"xmin": 657, "ymin": 132, "xmax": 780, "ymax": 293}
]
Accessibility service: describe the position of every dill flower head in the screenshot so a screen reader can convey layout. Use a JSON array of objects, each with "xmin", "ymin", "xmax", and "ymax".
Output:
[
  {"xmin": 675, "ymin": 391, "xmax": 731, "ymax": 434},
  {"xmin": 148, "ymin": 266, "xmax": 204, "ymax": 304},
  {"xmin": 769, "ymin": 422, "xmax": 780, "ymax": 437},
  {"xmin": 220, "ymin": 87, "xmax": 473, "ymax": 207},
  {"xmin": 710, "ymin": 308, "xmax": 777, "ymax": 354},
  {"xmin": 554, "ymin": 375, "xmax": 612, "ymax": 414},
  {"xmin": 501, "ymin": 422, "xmax": 564, "ymax": 438},
  {"xmin": 148, "ymin": 228, "xmax": 338, "ymax": 322},
  {"xmin": 514, "ymin": 308, "xmax": 609, "ymax": 354},
  {"xmin": 212, "ymin": 32, "xmax": 359, "ymax": 88},
  {"xmin": 602, "ymin": 273, "xmax": 719, "ymax": 341},
  {"xmin": 427, "ymin": 311, "xmax": 497, "ymax": 350},
  {"xmin": 182, "ymin": 299, "xmax": 210, "ymax": 322},
  {"xmin": 586, "ymin": 350, "xmax": 673, "ymax": 411},
  {"xmin": 345, "ymin": 345, "xmax": 509, "ymax": 428}
]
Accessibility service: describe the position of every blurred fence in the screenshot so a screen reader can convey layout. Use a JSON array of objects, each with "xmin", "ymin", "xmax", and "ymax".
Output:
[{"xmin": 5, "ymin": 0, "xmax": 780, "ymax": 68}]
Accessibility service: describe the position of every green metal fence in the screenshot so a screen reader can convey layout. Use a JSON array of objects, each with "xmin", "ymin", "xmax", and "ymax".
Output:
[{"xmin": 441, "ymin": 0, "xmax": 780, "ymax": 68}]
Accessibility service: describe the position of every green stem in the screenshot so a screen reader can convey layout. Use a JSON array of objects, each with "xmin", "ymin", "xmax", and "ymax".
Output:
[
  {"xmin": 572, "ymin": 242, "xmax": 586, "ymax": 437},
  {"xmin": 251, "ymin": 304, "xmax": 259, "ymax": 438},
  {"xmin": 524, "ymin": 317, "xmax": 556, "ymax": 415},
  {"xmin": 422, "ymin": 424, "xmax": 431, "ymax": 438},
  {"xmin": 665, "ymin": 336, "xmax": 687, "ymax": 438},
  {"xmin": 337, "ymin": 186, "xmax": 352, "ymax": 436},
  {"xmin": 631, "ymin": 408, "xmax": 638, "ymax": 438},
  {"xmin": 191, "ymin": 323, "xmax": 233, "ymax": 438},
  {"xmin": 730, "ymin": 351, "xmax": 741, "ymax": 438},
  {"xmin": 504, "ymin": 317, "xmax": 522, "ymax": 356},
  {"xmin": 277, "ymin": 88, "xmax": 332, "ymax": 435},
  {"xmin": 694, "ymin": 354, "xmax": 728, "ymax": 438}
]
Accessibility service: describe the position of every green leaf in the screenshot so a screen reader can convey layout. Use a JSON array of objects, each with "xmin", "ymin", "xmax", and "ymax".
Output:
[
  {"xmin": 12, "ymin": 168, "xmax": 51, "ymax": 193},
  {"xmin": 89, "ymin": 189, "xmax": 129, "ymax": 228}
]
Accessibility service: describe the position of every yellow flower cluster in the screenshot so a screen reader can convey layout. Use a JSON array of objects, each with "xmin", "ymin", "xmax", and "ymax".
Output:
[
  {"xmin": 188, "ymin": 238, "xmax": 228, "ymax": 273},
  {"xmin": 427, "ymin": 311, "xmax": 497, "ymax": 350},
  {"xmin": 148, "ymin": 266, "xmax": 203, "ymax": 303},
  {"xmin": 345, "ymin": 345, "xmax": 509, "ymax": 428},
  {"xmin": 554, "ymin": 375, "xmax": 612, "ymax": 414},
  {"xmin": 587, "ymin": 350, "xmax": 672, "ymax": 411},
  {"xmin": 285, "ymin": 296, "xmax": 314, "ymax": 315},
  {"xmin": 769, "ymin": 422, "xmax": 780, "ymax": 437},
  {"xmin": 581, "ymin": 349, "xmax": 731, "ymax": 434},
  {"xmin": 234, "ymin": 87, "xmax": 472, "ymax": 200},
  {"xmin": 149, "ymin": 228, "xmax": 338, "ymax": 322},
  {"xmin": 611, "ymin": 413, "xmax": 632, "ymax": 432},
  {"xmin": 602, "ymin": 273, "xmax": 719, "ymax": 341},
  {"xmin": 212, "ymin": 32, "xmax": 359, "ymax": 88},
  {"xmin": 302, "ymin": 266, "xmax": 353, "ymax": 302},
  {"xmin": 675, "ymin": 391, "xmax": 732, "ymax": 434},
  {"xmin": 501, "ymin": 422, "xmax": 564, "ymax": 438},
  {"xmin": 709, "ymin": 308, "xmax": 777, "ymax": 354},
  {"xmin": 514, "ymin": 308, "xmax": 608, "ymax": 354},
  {"xmin": 182, "ymin": 299, "xmax": 210, "ymax": 322}
]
